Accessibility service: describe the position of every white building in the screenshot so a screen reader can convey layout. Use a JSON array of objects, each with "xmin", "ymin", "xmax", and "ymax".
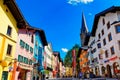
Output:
[
  {"xmin": 89, "ymin": 6, "xmax": 120, "ymax": 78},
  {"xmin": 44, "ymin": 43, "xmax": 53, "ymax": 78}
]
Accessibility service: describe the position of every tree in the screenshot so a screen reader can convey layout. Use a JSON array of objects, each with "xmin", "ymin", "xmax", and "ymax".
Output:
[{"xmin": 64, "ymin": 44, "xmax": 79, "ymax": 68}]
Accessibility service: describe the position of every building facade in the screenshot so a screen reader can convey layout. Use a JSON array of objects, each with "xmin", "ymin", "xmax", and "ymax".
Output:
[
  {"xmin": 44, "ymin": 43, "xmax": 53, "ymax": 78},
  {"xmin": 0, "ymin": 0, "xmax": 26, "ymax": 80},
  {"xmin": 14, "ymin": 26, "xmax": 34, "ymax": 80},
  {"xmin": 33, "ymin": 29, "xmax": 48, "ymax": 80},
  {"xmin": 53, "ymin": 51, "xmax": 60, "ymax": 78},
  {"xmin": 89, "ymin": 6, "xmax": 120, "ymax": 77}
]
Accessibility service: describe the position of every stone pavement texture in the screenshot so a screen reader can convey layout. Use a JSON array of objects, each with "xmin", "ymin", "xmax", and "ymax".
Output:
[{"xmin": 46, "ymin": 78, "xmax": 119, "ymax": 80}]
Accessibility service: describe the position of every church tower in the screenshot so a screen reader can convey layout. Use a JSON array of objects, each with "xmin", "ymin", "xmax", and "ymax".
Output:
[{"xmin": 80, "ymin": 12, "xmax": 90, "ymax": 47}]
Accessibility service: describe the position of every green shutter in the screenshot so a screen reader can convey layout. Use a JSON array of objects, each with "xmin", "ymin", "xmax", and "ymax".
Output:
[
  {"xmin": 30, "ymin": 47, "xmax": 33, "ymax": 53},
  {"xmin": 18, "ymin": 55, "xmax": 21, "ymax": 62},
  {"xmin": 25, "ymin": 44, "xmax": 29, "ymax": 51},
  {"xmin": 22, "ymin": 41, "xmax": 25, "ymax": 48},
  {"xmin": 29, "ymin": 60, "xmax": 32, "ymax": 65},
  {"xmin": 18, "ymin": 55, "xmax": 23, "ymax": 62},
  {"xmin": 20, "ymin": 40, "xmax": 25, "ymax": 48},
  {"xmin": 26, "ymin": 58, "xmax": 28, "ymax": 64},
  {"xmin": 23, "ymin": 57, "xmax": 26, "ymax": 63}
]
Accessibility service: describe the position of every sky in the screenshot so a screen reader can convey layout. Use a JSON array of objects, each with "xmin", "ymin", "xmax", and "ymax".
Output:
[{"xmin": 16, "ymin": 0, "xmax": 120, "ymax": 60}]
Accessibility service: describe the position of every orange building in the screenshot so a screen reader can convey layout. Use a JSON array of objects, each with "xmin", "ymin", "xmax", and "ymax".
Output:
[
  {"xmin": 79, "ymin": 12, "xmax": 90, "ymax": 74},
  {"xmin": 78, "ymin": 48, "xmax": 89, "ymax": 73}
]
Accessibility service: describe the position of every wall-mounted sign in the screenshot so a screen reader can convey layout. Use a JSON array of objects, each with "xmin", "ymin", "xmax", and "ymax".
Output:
[
  {"xmin": 109, "ymin": 56, "xmax": 117, "ymax": 61},
  {"xmin": 18, "ymin": 63, "xmax": 33, "ymax": 70}
]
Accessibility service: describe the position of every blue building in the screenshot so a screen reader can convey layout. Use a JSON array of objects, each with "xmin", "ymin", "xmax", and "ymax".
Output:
[{"xmin": 32, "ymin": 28, "xmax": 48, "ymax": 80}]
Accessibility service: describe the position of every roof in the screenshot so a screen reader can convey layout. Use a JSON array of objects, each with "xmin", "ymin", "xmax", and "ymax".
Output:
[
  {"xmin": 91, "ymin": 6, "xmax": 120, "ymax": 36},
  {"xmin": 27, "ymin": 26, "xmax": 48, "ymax": 46},
  {"xmin": 81, "ymin": 12, "xmax": 89, "ymax": 34},
  {"xmin": 53, "ymin": 51, "xmax": 61, "ymax": 61},
  {"xmin": 4, "ymin": 0, "xmax": 27, "ymax": 28},
  {"xmin": 4, "ymin": 0, "xmax": 48, "ymax": 46}
]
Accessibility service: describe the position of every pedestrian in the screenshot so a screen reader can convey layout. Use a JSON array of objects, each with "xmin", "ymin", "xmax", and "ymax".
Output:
[
  {"xmin": 78, "ymin": 71, "xmax": 83, "ymax": 79},
  {"xmin": 89, "ymin": 71, "xmax": 95, "ymax": 78}
]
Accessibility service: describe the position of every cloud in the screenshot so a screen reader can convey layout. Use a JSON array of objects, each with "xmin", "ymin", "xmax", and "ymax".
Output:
[
  {"xmin": 61, "ymin": 48, "xmax": 68, "ymax": 53},
  {"xmin": 68, "ymin": 0, "xmax": 94, "ymax": 5}
]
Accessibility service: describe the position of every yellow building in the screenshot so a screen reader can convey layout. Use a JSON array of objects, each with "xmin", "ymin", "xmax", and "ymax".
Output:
[
  {"xmin": 65, "ymin": 67, "xmax": 72, "ymax": 77},
  {"xmin": 0, "ymin": 0, "xmax": 26, "ymax": 80}
]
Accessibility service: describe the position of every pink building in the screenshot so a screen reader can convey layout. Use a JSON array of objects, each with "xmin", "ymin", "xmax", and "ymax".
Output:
[{"xmin": 13, "ymin": 26, "xmax": 35, "ymax": 80}]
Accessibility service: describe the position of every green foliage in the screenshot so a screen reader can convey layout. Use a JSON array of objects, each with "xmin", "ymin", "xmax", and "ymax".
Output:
[{"xmin": 64, "ymin": 44, "xmax": 79, "ymax": 67}]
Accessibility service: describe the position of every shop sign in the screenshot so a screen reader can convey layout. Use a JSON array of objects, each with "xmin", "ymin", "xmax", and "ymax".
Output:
[
  {"xmin": 18, "ymin": 63, "xmax": 33, "ymax": 70},
  {"xmin": 109, "ymin": 56, "xmax": 117, "ymax": 61}
]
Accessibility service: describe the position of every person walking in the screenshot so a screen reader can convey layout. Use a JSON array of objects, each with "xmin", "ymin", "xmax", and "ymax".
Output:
[{"xmin": 78, "ymin": 70, "xmax": 83, "ymax": 79}]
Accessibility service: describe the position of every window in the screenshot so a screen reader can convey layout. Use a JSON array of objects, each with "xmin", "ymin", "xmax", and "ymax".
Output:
[
  {"xmin": 110, "ymin": 46, "xmax": 115, "ymax": 55},
  {"xmin": 31, "ymin": 35, "xmax": 34, "ymax": 43},
  {"xmin": 105, "ymin": 50, "xmax": 109, "ymax": 58},
  {"xmin": 7, "ymin": 26, "xmax": 12, "ymax": 36},
  {"xmin": 2, "ymin": 71, "xmax": 8, "ymax": 80},
  {"xmin": 25, "ymin": 43, "xmax": 29, "ymax": 51},
  {"xmin": 23, "ymin": 57, "xmax": 28, "ymax": 64},
  {"xmin": 18, "ymin": 55, "xmax": 23, "ymax": 62},
  {"xmin": 115, "ymin": 26, "xmax": 120, "ymax": 33},
  {"xmin": 118, "ymin": 41, "xmax": 120, "ymax": 50},
  {"xmin": 26, "ymin": 58, "xmax": 28, "ymax": 64},
  {"xmin": 101, "ymin": 29, "xmax": 104, "ymax": 36},
  {"xmin": 102, "ymin": 18, "xmax": 105, "ymax": 25},
  {"xmin": 35, "ymin": 40, "xmax": 38, "ymax": 46},
  {"xmin": 6, "ymin": 44, "xmax": 12, "ymax": 55},
  {"xmin": 20, "ymin": 40, "xmax": 25, "ymax": 48},
  {"xmin": 98, "ymin": 33, "xmax": 101, "ymax": 39},
  {"xmin": 107, "ymin": 21, "xmax": 110, "ymax": 29},
  {"xmin": 97, "ymin": 43, "xmax": 101, "ymax": 48},
  {"xmin": 101, "ymin": 66, "xmax": 105, "ymax": 74},
  {"xmin": 29, "ymin": 60, "xmax": 32, "ymax": 65},
  {"xmin": 99, "ymin": 54, "xmax": 103, "ymax": 59},
  {"xmin": 30, "ymin": 47, "xmax": 33, "ymax": 53},
  {"xmin": 103, "ymin": 38, "xmax": 106, "ymax": 45},
  {"xmin": 94, "ymin": 57, "xmax": 98, "ymax": 63},
  {"xmin": 108, "ymin": 33, "xmax": 112, "ymax": 41},
  {"xmin": 92, "ymin": 48, "xmax": 96, "ymax": 54}
]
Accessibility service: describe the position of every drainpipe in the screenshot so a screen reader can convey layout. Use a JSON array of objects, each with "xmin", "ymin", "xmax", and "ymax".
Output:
[{"xmin": 11, "ymin": 59, "xmax": 17, "ymax": 80}]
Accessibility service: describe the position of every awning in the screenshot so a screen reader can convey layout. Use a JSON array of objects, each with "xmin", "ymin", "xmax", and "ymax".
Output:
[{"xmin": 41, "ymin": 70, "xmax": 49, "ymax": 74}]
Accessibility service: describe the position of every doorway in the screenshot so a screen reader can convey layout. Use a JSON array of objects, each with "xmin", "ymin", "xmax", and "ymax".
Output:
[
  {"xmin": 2, "ymin": 71, "xmax": 8, "ymax": 80},
  {"xmin": 106, "ymin": 65, "xmax": 112, "ymax": 78}
]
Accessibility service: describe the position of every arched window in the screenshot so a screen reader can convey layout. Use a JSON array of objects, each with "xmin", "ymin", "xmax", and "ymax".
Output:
[{"xmin": 101, "ymin": 66, "xmax": 105, "ymax": 74}]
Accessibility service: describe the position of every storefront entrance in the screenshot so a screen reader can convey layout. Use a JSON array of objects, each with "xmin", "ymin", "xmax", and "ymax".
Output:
[
  {"xmin": 18, "ymin": 69, "xmax": 27, "ymax": 80},
  {"xmin": 106, "ymin": 65, "xmax": 112, "ymax": 78},
  {"xmin": 101, "ymin": 66, "xmax": 105, "ymax": 75},
  {"xmin": 2, "ymin": 71, "xmax": 8, "ymax": 80},
  {"xmin": 95, "ymin": 66, "xmax": 99, "ymax": 76},
  {"xmin": 113, "ymin": 62, "xmax": 120, "ymax": 74}
]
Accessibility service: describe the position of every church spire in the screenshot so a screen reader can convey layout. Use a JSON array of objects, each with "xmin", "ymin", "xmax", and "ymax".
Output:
[
  {"xmin": 81, "ymin": 12, "xmax": 88, "ymax": 33},
  {"xmin": 80, "ymin": 12, "xmax": 89, "ymax": 47}
]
